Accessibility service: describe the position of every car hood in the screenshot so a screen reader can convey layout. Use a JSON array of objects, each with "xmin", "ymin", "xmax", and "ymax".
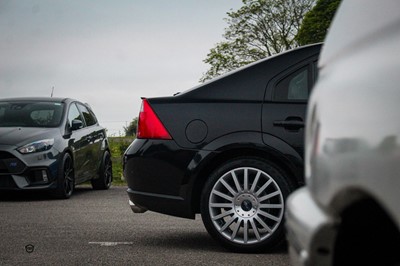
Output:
[{"xmin": 0, "ymin": 127, "xmax": 60, "ymax": 147}]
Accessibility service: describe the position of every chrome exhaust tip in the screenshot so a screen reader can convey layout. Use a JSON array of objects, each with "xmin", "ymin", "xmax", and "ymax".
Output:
[{"xmin": 129, "ymin": 200, "xmax": 147, "ymax": 213}]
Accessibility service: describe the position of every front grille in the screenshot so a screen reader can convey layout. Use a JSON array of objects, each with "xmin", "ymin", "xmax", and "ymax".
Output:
[
  {"xmin": 0, "ymin": 160, "xmax": 7, "ymax": 173},
  {"xmin": 0, "ymin": 151, "xmax": 14, "ymax": 159},
  {"xmin": 0, "ymin": 175, "xmax": 17, "ymax": 188},
  {"xmin": 0, "ymin": 151, "xmax": 26, "ymax": 174}
]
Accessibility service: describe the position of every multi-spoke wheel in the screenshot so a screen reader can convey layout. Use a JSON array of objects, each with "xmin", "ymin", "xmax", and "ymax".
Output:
[
  {"xmin": 92, "ymin": 151, "xmax": 112, "ymax": 190},
  {"xmin": 53, "ymin": 153, "xmax": 74, "ymax": 199},
  {"xmin": 201, "ymin": 158, "xmax": 292, "ymax": 252}
]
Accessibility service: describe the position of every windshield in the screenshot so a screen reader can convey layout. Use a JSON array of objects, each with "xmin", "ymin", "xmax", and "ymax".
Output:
[{"xmin": 0, "ymin": 101, "xmax": 64, "ymax": 127}]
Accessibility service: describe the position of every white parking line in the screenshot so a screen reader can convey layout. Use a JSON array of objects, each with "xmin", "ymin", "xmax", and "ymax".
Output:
[{"xmin": 88, "ymin": 242, "xmax": 133, "ymax": 247}]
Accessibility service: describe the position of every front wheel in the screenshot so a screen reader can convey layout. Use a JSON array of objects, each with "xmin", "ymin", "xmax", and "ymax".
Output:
[
  {"xmin": 91, "ymin": 151, "xmax": 112, "ymax": 190},
  {"xmin": 200, "ymin": 157, "xmax": 293, "ymax": 253},
  {"xmin": 52, "ymin": 153, "xmax": 74, "ymax": 199}
]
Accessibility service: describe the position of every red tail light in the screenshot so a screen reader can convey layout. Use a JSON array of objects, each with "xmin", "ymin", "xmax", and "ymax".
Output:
[{"xmin": 137, "ymin": 99, "xmax": 172, "ymax": 139}]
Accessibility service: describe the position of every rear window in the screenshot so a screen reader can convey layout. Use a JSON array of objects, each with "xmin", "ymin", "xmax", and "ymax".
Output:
[{"xmin": 0, "ymin": 101, "xmax": 64, "ymax": 127}]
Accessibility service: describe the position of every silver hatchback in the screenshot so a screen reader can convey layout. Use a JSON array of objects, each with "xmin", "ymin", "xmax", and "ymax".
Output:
[{"xmin": 285, "ymin": 0, "xmax": 400, "ymax": 265}]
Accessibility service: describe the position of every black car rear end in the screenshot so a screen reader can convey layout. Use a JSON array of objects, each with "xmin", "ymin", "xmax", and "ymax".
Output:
[{"xmin": 124, "ymin": 43, "xmax": 322, "ymax": 252}]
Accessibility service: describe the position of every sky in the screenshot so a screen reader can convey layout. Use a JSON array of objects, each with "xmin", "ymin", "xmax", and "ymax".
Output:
[{"xmin": 0, "ymin": 0, "xmax": 243, "ymax": 136}]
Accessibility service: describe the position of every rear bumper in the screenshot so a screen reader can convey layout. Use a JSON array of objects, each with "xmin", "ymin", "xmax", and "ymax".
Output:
[
  {"xmin": 123, "ymin": 138, "xmax": 202, "ymax": 219},
  {"xmin": 127, "ymin": 187, "xmax": 193, "ymax": 218},
  {"xmin": 285, "ymin": 187, "xmax": 337, "ymax": 266}
]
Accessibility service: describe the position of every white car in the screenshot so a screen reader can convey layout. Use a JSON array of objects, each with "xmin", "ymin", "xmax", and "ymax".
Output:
[{"xmin": 285, "ymin": 0, "xmax": 400, "ymax": 265}]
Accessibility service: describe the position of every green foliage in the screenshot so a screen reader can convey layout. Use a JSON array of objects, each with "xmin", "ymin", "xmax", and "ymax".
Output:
[
  {"xmin": 108, "ymin": 136, "xmax": 135, "ymax": 185},
  {"xmin": 200, "ymin": 0, "xmax": 316, "ymax": 82},
  {"xmin": 296, "ymin": 0, "xmax": 341, "ymax": 45},
  {"xmin": 124, "ymin": 117, "xmax": 138, "ymax": 137}
]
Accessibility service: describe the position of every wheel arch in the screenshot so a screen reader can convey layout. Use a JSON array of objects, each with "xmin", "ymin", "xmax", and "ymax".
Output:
[
  {"xmin": 97, "ymin": 147, "xmax": 111, "ymax": 174},
  {"xmin": 60, "ymin": 148, "xmax": 74, "ymax": 168},
  {"xmin": 51, "ymin": 147, "xmax": 76, "ymax": 187},
  {"xmin": 189, "ymin": 142, "xmax": 302, "ymax": 214},
  {"xmin": 332, "ymin": 190, "xmax": 400, "ymax": 265}
]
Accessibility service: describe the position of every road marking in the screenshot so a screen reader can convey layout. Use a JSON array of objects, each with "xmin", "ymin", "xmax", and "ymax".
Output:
[{"xmin": 89, "ymin": 242, "xmax": 133, "ymax": 247}]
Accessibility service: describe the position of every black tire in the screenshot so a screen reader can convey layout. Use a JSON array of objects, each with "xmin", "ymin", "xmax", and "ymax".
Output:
[
  {"xmin": 200, "ymin": 157, "xmax": 293, "ymax": 253},
  {"xmin": 52, "ymin": 153, "xmax": 74, "ymax": 199},
  {"xmin": 91, "ymin": 151, "xmax": 112, "ymax": 190}
]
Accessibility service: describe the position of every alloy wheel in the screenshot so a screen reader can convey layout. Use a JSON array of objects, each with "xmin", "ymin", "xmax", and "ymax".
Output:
[
  {"xmin": 208, "ymin": 167, "xmax": 284, "ymax": 245},
  {"xmin": 63, "ymin": 156, "xmax": 74, "ymax": 197},
  {"xmin": 104, "ymin": 155, "xmax": 112, "ymax": 187}
]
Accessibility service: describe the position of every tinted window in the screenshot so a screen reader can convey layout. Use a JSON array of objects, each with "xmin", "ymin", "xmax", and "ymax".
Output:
[
  {"xmin": 313, "ymin": 60, "xmax": 319, "ymax": 81},
  {"xmin": 77, "ymin": 104, "xmax": 97, "ymax": 127},
  {"xmin": 68, "ymin": 103, "xmax": 82, "ymax": 128},
  {"xmin": 273, "ymin": 66, "xmax": 309, "ymax": 101},
  {"xmin": 0, "ymin": 102, "xmax": 64, "ymax": 127}
]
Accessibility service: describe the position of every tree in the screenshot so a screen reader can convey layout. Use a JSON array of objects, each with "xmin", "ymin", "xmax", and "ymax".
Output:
[
  {"xmin": 124, "ymin": 117, "xmax": 138, "ymax": 137},
  {"xmin": 296, "ymin": 0, "xmax": 341, "ymax": 45},
  {"xmin": 200, "ymin": 0, "xmax": 316, "ymax": 82}
]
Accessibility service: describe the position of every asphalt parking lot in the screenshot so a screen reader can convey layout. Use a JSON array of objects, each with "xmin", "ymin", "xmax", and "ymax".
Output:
[{"xmin": 0, "ymin": 186, "xmax": 290, "ymax": 265}]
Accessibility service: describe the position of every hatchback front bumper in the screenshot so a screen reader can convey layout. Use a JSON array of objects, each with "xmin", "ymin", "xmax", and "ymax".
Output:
[
  {"xmin": 285, "ymin": 187, "xmax": 337, "ymax": 266},
  {"xmin": 0, "ymin": 145, "xmax": 59, "ymax": 190}
]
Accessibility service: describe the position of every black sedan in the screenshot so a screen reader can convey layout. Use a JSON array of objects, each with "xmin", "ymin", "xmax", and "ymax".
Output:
[
  {"xmin": 0, "ymin": 97, "xmax": 112, "ymax": 199},
  {"xmin": 124, "ymin": 43, "xmax": 322, "ymax": 252}
]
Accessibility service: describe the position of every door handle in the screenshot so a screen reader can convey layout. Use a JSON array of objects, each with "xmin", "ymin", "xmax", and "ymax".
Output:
[{"xmin": 273, "ymin": 118, "xmax": 304, "ymax": 131}]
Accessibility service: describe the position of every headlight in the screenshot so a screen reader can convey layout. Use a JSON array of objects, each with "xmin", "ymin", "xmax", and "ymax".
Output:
[{"xmin": 18, "ymin": 139, "xmax": 55, "ymax": 154}]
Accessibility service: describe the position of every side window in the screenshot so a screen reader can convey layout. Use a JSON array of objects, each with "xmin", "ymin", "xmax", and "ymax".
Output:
[
  {"xmin": 77, "ymin": 103, "xmax": 97, "ymax": 127},
  {"xmin": 88, "ymin": 109, "xmax": 98, "ymax": 125},
  {"xmin": 273, "ymin": 66, "xmax": 310, "ymax": 101},
  {"xmin": 313, "ymin": 60, "xmax": 319, "ymax": 82},
  {"xmin": 0, "ymin": 106, "xmax": 5, "ymax": 120},
  {"xmin": 68, "ymin": 103, "xmax": 83, "ymax": 128}
]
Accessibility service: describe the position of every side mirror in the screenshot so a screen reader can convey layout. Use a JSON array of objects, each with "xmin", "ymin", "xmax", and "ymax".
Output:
[{"xmin": 71, "ymin": 119, "xmax": 83, "ymax": 130}]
